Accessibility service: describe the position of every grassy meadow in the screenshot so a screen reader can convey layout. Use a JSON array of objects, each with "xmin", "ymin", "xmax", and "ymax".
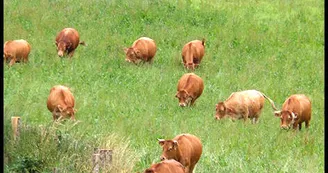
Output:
[{"xmin": 4, "ymin": 0, "xmax": 324, "ymax": 172}]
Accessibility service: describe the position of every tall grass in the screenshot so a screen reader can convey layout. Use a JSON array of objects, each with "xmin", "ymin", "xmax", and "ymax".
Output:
[{"xmin": 4, "ymin": 0, "xmax": 324, "ymax": 172}]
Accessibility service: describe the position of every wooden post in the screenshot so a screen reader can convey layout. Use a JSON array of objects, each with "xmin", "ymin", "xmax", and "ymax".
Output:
[
  {"xmin": 11, "ymin": 116, "xmax": 21, "ymax": 140},
  {"xmin": 92, "ymin": 148, "xmax": 113, "ymax": 172}
]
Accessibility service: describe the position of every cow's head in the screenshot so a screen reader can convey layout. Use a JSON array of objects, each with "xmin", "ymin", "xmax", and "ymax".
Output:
[
  {"xmin": 56, "ymin": 105, "xmax": 76, "ymax": 120},
  {"xmin": 124, "ymin": 47, "xmax": 141, "ymax": 64},
  {"xmin": 158, "ymin": 139, "xmax": 179, "ymax": 161},
  {"xmin": 3, "ymin": 52, "xmax": 11, "ymax": 63},
  {"xmin": 274, "ymin": 110, "xmax": 298, "ymax": 130},
  {"xmin": 215, "ymin": 102, "xmax": 236, "ymax": 120},
  {"xmin": 175, "ymin": 90, "xmax": 192, "ymax": 107},
  {"xmin": 56, "ymin": 41, "xmax": 72, "ymax": 57}
]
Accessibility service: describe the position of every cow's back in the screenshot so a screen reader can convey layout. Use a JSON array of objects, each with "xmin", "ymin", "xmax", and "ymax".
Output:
[
  {"xmin": 178, "ymin": 73, "xmax": 204, "ymax": 96},
  {"xmin": 282, "ymin": 94, "xmax": 311, "ymax": 121},
  {"xmin": 226, "ymin": 90, "xmax": 265, "ymax": 116},
  {"xmin": 47, "ymin": 85, "xmax": 74, "ymax": 112},
  {"xmin": 132, "ymin": 37, "xmax": 157, "ymax": 60},
  {"xmin": 56, "ymin": 28, "xmax": 80, "ymax": 49},
  {"xmin": 182, "ymin": 40, "xmax": 205, "ymax": 61},
  {"xmin": 4, "ymin": 40, "xmax": 31, "ymax": 59},
  {"xmin": 145, "ymin": 160, "xmax": 185, "ymax": 173},
  {"xmin": 174, "ymin": 134, "xmax": 202, "ymax": 166}
]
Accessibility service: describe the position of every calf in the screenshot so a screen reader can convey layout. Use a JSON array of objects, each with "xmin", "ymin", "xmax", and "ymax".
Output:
[
  {"xmin": 55, "ymin": 28, "xmax": 85, "ymax": 57},
  {"xmin": 4, "ymin": 39, "xmax": 31, "ymax": 66},
  {"xmin": 274, "ymin": 94, "xmax": 311, "ymax": 130},
  {"xmin": 176, "ymin": 73, "xmax": 204, "ymax": 107},
  {"xmin": 215, "ymin": 90, "xmax": 277, "ymax": 123},
  {"xmin": 124, "ymin": 37, "xmax": 157, "ymax": 64},
  {"xmin": 47, "ymin": 85, "xmax": 76, "ymax": 120},
  {"xmin": 144, "ymin": 159, "xmax": 185, "ymax": 173},
  {"xmin": 158, "ymin": 133, "xmax": 202, "ymax": 173},
  {"xmin": 181, "ymin": 39, "xmax": 205, "ymax": 70}
]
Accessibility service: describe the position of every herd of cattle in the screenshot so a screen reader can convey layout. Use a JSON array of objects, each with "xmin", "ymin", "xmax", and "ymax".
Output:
[{"xmin": 4, "ymin": 27, "xmax": 312, "ymax": 173}]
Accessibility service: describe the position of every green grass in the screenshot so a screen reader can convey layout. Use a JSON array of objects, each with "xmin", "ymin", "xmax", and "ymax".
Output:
[{"xmin": 4, "ymin": 0, "xmax": 324, "ymax": 172}]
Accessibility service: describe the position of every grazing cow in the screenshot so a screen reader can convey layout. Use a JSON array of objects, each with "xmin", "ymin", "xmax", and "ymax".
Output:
[
  {"xmin": 175, "ymin": 73, "xmax": 204, "ymax": 107},
  {"xmin": 55, "ymin": 28, "xmax": 85, "ymax": 57},
  {"xmin": 123, "ymin": 37, "xmax": 157, "ymax": 64},
  {"xmin": 3, "ymin": 39, "xmax": 31, "ymax": 66},
  {"xmin": 144, "ymin": 159, "xmax": 185, "ymax": 173},
  {"xmin": 181, "ymin": 39, "xmax": 205, "ymax": 70},
  {"xmin": 215, "ymin": 90, "xmax": 277, "ymax": 123},
  {"xmin": 47, "ymin": 85, "xmax": 76, "ymax": 120},
  {"xmin": 158, "ymin": 133, "xmax": 202, "ymax": 173},
  {"xmin": 274, "ymin": 94, "xmax": 311, "ymax": 130}
]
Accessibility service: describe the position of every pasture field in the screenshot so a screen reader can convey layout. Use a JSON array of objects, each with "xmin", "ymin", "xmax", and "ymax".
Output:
[{"xmin": 4, "ymin": 0, "xmax": 324, "ymax": 172}]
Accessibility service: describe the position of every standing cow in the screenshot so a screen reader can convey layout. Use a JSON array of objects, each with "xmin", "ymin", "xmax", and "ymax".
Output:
[
  {"xmin": 215, "ymin": 90, "xmax": 277, "ymax": 123},
  {"xmin": 274, "ymin": 94, "xmax": 312, "ymax": 130},
  {"xmin": 158, "ymin": 133, "xmax": 202, "ymax": 173},
  {"xmin": 176, "ymin": 73, "xmax": 204, "ymax": 107},
  {"xmin": 144, "ymin": 159, "xmax": 185, "ymax": 173},
  {"xmin": 47, "ymin": 85, "xmax": 76, "ymax": 120},
  {"xmin": 3, "ymin": 39, "xmax": 31, "ymax": 66},
  {"xmin": 55, "ymin": 28, "xmax": 85, "ymax": 57},
  {"xmin": 181, "ymin": 39, "xmax": 205, "ymax": 70},
  {"xmin": 123, "ymin": 37, "xmax": 157, "ymax": 64}
]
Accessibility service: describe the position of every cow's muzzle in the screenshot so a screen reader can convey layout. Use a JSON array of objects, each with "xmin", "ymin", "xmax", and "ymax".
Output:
[
  {"xmin": 160, "ymin": 156, "xmax": 166, "ymax": 161},
  {"xmin": 58, "ymin": 51, "xmax": 64, "ymax": 57},
  {"xmin": 280, "ymin": 125, "xmax": 290, "ymax": 130},
  {"xmin": 179, "ymin": 103, "xmax": 187, "ymax": 107}
]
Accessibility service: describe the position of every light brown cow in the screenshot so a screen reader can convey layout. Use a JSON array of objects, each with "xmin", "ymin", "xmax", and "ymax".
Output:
[
  {"xmin": 55, "ymin": 28, "xmax": 85, "ymax": 57},
  {"xmin": 124, "ymin": 37, "xmax": 157, "ymax": 64},
  {"xmin": 274, "ymin": 94, "xmax": 311, "ymax": 130},
  {"xmin": 215, "ymin": 90, "xmax": 277, "ymax": 123},
  {"xmin": 144, "ymin": 159, "xmax": 185, "ymax": 173},
  {"xmin": 181, "ymin": 39, "xmax": 205, "ymax": 70},
  {"xmin": 176, "ymin": 73, "xmax": 204, "ymax": 107},
  {"xmin": 158, "ymin": 133, "xmax": 202, "ymax": 173},
  {"xmin": 46, "ymin": 85, "xmax": 76, "ymax": 120},
  {"xmin": 3, "ymin": 39, "xmax": 31, "ymax": 66}
]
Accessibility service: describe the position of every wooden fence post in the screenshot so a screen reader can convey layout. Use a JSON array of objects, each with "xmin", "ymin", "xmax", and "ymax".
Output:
[
  {"xmin": 11, "ymin": 116, "xmax": 21, "ymax": 141},
  {"xmin": 92, "ymin": 148, "xmax": 113, "ymax": 173}
]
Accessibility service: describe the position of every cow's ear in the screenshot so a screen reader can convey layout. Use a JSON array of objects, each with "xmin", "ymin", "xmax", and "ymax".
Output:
[
  {"xmin": 173, "ymin": 140, "xmax": 178, "ymax": 149},
  {"xmin": 57, "ymin": 105, "xmax": 63, "ymax": 112},
  {"xmin": 123, "ymin": 48, "xmax": 128, "ymax": 53},
  {"xmin": 55, "ymin": 42, "xmax": 58, "ymax": 46},
  {"xmin": 182, "ymin": 89, "xmax": 189, "ymax": 96},
  {"xmin": 274, "ymin": 111, "xmax": 281, "ymax": 117},
  {"xmin": 158, "ymin": 139, "xmax": 165, "ymax": 146},
  {"xmin": 67, "ymin": 42, "xmax": 72, "ymax": 49},
  {"xmin": 135, "ymin": 49, "xmax": 141, "ymax": 57},
  {"xmin": 175, "ymin": 92, "xmax": 179, "ymax": 98},
  {"xmin": 226, "ymin": 107, "xmax": 233, "ymax": 113}
]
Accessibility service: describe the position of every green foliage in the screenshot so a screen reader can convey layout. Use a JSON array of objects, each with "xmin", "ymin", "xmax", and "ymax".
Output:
[{"xmin": 4, "ymin": 0, "xmax": 324, "ymax": 172}]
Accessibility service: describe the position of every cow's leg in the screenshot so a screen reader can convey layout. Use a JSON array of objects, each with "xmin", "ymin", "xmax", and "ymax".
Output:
[
  {"xmin": 298, "ymin": 123, "xmax": 302, "ymax": 130},
  {"xmin": 305, "ymin": 121, "xmax": 310, "ymax": 128},
  {"xmin": 9, "ymin": 56, "xmax": 16, "ymax": 66},
  {"xmin": 188, "ymin": 164, "xmax": 195, "ymax": 173}
]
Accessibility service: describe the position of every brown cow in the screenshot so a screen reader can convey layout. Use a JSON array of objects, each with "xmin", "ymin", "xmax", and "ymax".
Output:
[
  {"xmin": 55, "ymin": 28, "xmax": 85, "ymax": 57},
  {"xmin": 274, "ymin": 94, "xmax": 312, "ymax": 130},
  {"xmin": 158, "ymin": 133, "xmax": 202, "ymax": 173},
  {"xmin": 3, "ymin": 39, "xmax": 31, "ymax": 66},
  {"xmin": 175, "ymin": 73, "xmax": 204, "ymax": 107},
  {"xmin": 144, "ymin": 159, "xmax": 185, "ymax": 173},
  {"xmin": 124, "ymin": 37, "xmax": 157, "ymax": 64},
  {"xmin": 46, "ymin": 85, "xmax": 76, "ymax": 120},
  {"xmin": 181, "ymin": 39, "xmax": 205, "ymax": 70},
  {"xmin": 215, "ymin": 90, "xmax": 277, "ymax": 123}
]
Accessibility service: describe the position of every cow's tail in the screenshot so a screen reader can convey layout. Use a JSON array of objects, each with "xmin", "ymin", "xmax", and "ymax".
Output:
[
  {"xmin": 79, "ymin": 41, "xmax": 87, "ymax": 46},
  {"xmin": 260, "ymin": 92, "xmax": 278, "ymax": 111},
  {"xmin": 201, "ymin": 38, "xmax": 205, "ymax": 46}
]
